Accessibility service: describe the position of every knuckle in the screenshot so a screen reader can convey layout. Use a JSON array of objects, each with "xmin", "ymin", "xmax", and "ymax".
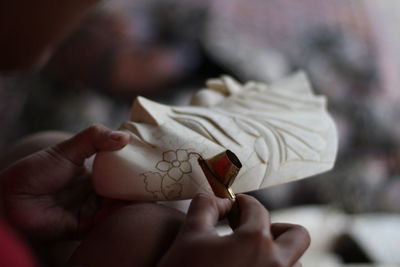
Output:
[
  {"xmin": 197, "ymin": 194, "xmax": 219, "ymax": 216},
  {"xmin": 87, "ymin": 123, "xmax": 105, "ymax": 134},
  {"xmin": 240, "ymin": 228, "xmax": 272, "ymax": 249},
  {"xmin": 293, "ymin": 224, "xmax": 311, "ymax": 246},
  {"xmin": 84, "ymin": 124, "xmax": 111, "ymax": 142},
  {"xmin": 194, "ymin": 193, "xmax": 216, "ymax": 206}
]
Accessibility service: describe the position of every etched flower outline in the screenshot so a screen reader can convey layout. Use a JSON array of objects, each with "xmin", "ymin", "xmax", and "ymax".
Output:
[
  {"xmin": 142, "ymin": 149, "xmax": 197, "ymax": 200},
  {"xmin": 143, "ymin": 171, "xmax": 184, "ymax": 200},
  {"xmin": 143, "ymin": 172, "xmax": 164, "ymax": 200},
  {"xmin": 155, "ymin": 149, "xmax": 192, "ymax": 181}
]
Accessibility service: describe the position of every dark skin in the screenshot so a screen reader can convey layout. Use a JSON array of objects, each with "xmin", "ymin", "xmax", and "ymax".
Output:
[
  {"xmin": 0, "ymin": 124, "xmax": 130, "ymax": 241},
  {"xmin": 0, "ymin": 0, "xmax": 311, "ymax": 265},
  {"xmin": 157, "ymin": 194, "xmax": 309, "ymax": 267},
  {"xmin": 68, "ymin": 202, "xmax": 186, "ymax": 267},
  {"xmin": 68, "ymin": 194, "xmax": 310, "ymax": 267},
  {"xmin": 0, "ymin": 126, "xmax": 310, "ymax": 267}
]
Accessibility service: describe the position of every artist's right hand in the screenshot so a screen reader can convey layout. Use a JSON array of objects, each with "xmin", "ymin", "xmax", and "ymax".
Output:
[{"xmin": 157, "ymin": 194, "xmax": 310, "ymax": 267}]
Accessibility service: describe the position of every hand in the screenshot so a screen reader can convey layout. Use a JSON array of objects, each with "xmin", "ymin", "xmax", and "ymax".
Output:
[
  {"xmin": 0, "ymin": 124, "xmax": 130, "ymax": 241},
  {"xmin": 157, "ymin": 194, "xmax": 310, "ymax": 267}
]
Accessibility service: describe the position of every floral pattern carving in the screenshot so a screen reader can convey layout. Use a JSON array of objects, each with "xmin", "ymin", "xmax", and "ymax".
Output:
[
  {"xmin": 142, "ymin": 149, "xmax": 194, "ymax": 200},
  {"xmin": 155, "ymin": 150, "xmax": 192, "ymax": 180}
]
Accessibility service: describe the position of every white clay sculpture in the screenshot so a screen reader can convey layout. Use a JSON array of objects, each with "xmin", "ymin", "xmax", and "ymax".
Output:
[{"xmin": 93, "ymin": 72, "xmax": 338, "ymax": 201}]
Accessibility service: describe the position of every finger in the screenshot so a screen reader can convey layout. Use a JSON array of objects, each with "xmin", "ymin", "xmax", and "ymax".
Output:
[
  {"xmin": 232, "ymin": 194, "xmax": 270, "ymax": 234},
  {"xmin": 183, "ymin": 193, "xmax": 232, "ymax": 233},
  {"xmin": 293, "ymin": 262, "xmax": 302, "ymax": 267},
  {"xmin": 91, "ymin": 198, "xmax": 133, "ymax": 225},
  {"xmin": 227, "ymin": 200, "xmax": 241, "ymax": 230},
  {"xmin": 54, "ymin": 124, "xmax": 130, "ymax": 166},
  {"xmin": 271, "ymin": 223, "xmax": 311, "ymax": 266}
]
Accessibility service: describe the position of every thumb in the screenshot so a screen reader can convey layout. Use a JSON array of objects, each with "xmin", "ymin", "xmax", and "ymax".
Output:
[
  {"xmin": 183, "ymin": 193, "xmax": 232, "ymax": 233},
  {"xmin": 54, "ymin": 124, "xmax": 130, "ymax": 166}
]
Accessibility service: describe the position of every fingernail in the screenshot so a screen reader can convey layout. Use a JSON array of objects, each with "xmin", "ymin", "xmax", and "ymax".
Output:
[{"xmin": 109, "ymin": 131, "xmax": 128, "ymax": 141}]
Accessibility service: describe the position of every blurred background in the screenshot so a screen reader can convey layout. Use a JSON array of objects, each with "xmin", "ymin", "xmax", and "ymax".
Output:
[{"xmin": 1, "ymin": 0, "xmax": 400, "ymax": 266}]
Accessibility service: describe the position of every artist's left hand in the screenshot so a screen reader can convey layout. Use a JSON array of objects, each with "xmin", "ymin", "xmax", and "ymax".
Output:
[{"xmin": 0, "ymin": 124, "xmax": 130, "ymax": 241}]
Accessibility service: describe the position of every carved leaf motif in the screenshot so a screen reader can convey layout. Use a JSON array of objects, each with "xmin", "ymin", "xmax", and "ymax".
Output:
[
  {"xmin": 206, "ymin": 79, "xmax": 228, "ymax": 95},
  {"xmin": 254, "ymin": 137, "xmax": 269, "ymax": 164},
  {"xmin": 235, "ymin": 118, "xmax": 260, "ymax": 137},
  {"xmin": 222, "ymin": 75, "xmax": 241, "ymax": 95},
  {"xmin": 112, "ymin": 72, "xmax": 338, "ymax": 201},
  {"xmin": 171, "ymin": 72, "xmax": 337, "ymax": 190}
]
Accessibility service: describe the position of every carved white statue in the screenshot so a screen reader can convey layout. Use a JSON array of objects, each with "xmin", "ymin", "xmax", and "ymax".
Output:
[{"xmin": 92, "ymin": 72, "xmax": 338, "ymax": 201}]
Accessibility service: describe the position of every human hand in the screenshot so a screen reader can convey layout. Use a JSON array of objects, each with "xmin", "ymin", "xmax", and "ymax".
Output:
[
  {"xmin": 158, "ymin": 194, "xmax": 310, "ymax": 267},
  {"xmin": 0, "ymin": 124, "xmax": 130, "ymax": 241}
]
